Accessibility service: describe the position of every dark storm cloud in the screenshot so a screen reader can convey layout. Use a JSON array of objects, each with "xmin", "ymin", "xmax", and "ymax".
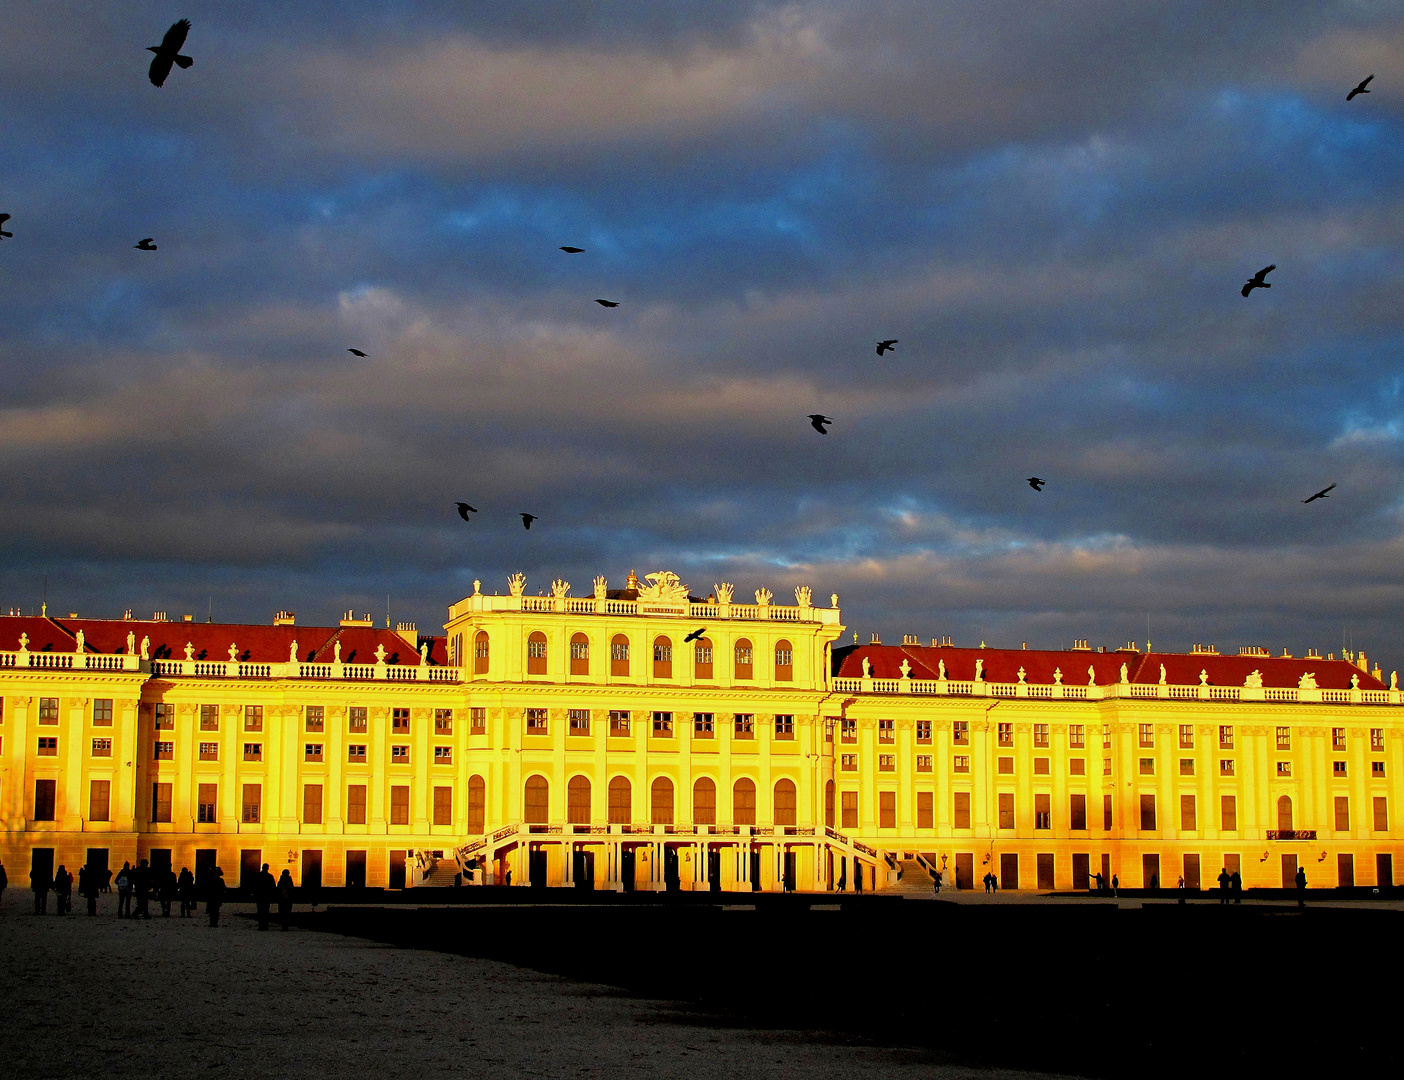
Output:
[{"xmin": 2, "ymin": 1, "xmax": 1404, "ymax": 670}]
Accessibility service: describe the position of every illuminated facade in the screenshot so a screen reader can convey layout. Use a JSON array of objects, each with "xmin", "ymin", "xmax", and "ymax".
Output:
[{"xmin": 2, "ymin": 569, "xmax": 1401, "ymax": 894}]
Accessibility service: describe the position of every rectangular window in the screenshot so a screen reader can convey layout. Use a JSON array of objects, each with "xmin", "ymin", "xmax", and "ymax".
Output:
[
  {"xmin": 652, "ymin": 711, "xmax": 673, "ymax": 736},
  {"xmin": 1220, "ymin": 758, "xmax": 1235, "ymax": 776},
  {"xmin": 1373, "ymin": 761, "xmax": 1386, "ymax": 777},
  {"xmin": 841, "ymin": 790, "xmax": 858, "ymax": 829},
  {"xmin": 878, "ymin": 754, "xmax": 895, "ymax": 772},
  {"xmin": 841, "ymin": 718, "xmax": 857, "ymax": 743},
  {"xmin": 1276, "ymin": 726, "xmax": 1291, "ymax": 751},
  {"xmin": 243, "ymin": 742, "xmax": 262, "ymax": 762},
  {"xmin": 392, "ymin": 708, "xmax": 411, "ymax": 733},
  {"xmin": 1104, "ymin": 794, "xmax": 1113, "ymax": 831},
  {"xmin": 390, "ymin": 785, "xmax": 410, "ymax": 825},
  {"xmin": 306, "ymin": 705, "xmax": 325, "ymax": 732},
  {"xmin": 37, "ymin": 736, "xmax": 58, "ymax": 756},
  {"xmin": 609, "ymin": 710, "xmax": 631, "ymax": 736},
  {"xmin": 1219, "ymin": 725, "xmax": 1234, "ymax": 750},
  {"xmin": 1034, "ymin": 724, "xmax": 1049, "ymax": 748},
  {"xmin": 1069, "ymin": 757, "xmax": 1085, "ymax": 775},
  {"xmin": 998, "ymin": 792, "xmax": 1015, "ymax": 830},
  {"xmin": 568, "ymin": 709, "xmax": 590, "ymax": 734},
  {"xmin": 39, "ymin": 697, "xmax": 59, "ymax": 723},
  {"xmin": 347, "ymin": 744, "xmax": 366, "ymax": 762},
  {"xmin": 347, "ymin": 785, "xmax": 367, "ymax": 825},
  {"xmin": 433, "ymin": 786, "xmax": 452, "ymax": 826},
  {"xmin": 1034, "ymin": 793, "xmax": 1051, "ymax": 830},
  {"xmin": 151, "ymin": 782, "xmax": 172, "ymax": 824},
  {"xmin": 1277, "ymin": 761, "xmax": 1292, "ymax": 777},
  {"xmin": 998, "ymin": 722, "xmax": 1013, "ymax": 747},
  {"xmin": 349, "ymin": 707, "xmax": 368, "ymax": 733},
  {"xmin": 1103, "ymin": 724, "xmax": 1112, "ymax": 750},
  {"xmin": 1335, "ymin": 796, "xmax": 1350, "ymax": 832},
  {"xmin": 1034, "ymin": 758, "xmax": 1050, "ymax": 775},
  {"xmin": 1221, "ymin": 795, "xmax": 1237, "ymax": 831},
  {"xmin": 199, "ymin": 741, "xmax": 219, "ymax": 761},
  {"xmin": 199, "ymin": 704, "xmax": 218, "ymax": 731},
  {"xmin": 734, "ymin": 713, "xmax": 754, "ymax": 739},
  {"xmin": 1179, "ymin": 724, "xmax": 1194, "ymax": 750},
  {"xmin": 879, "ymin": 791, "xmax": 896, "ymax": 829},
  {"xmin": 1371, "ymin": 729, "xmax": 1384, "ymax": 752},
  {"xmin": 916, "ymin": 720, "xmax": 932, "ymax": 744},
  {"xmin": 917, "ymin": 791, "xmax": 934, "ymax": 829},
  {"xmin": 301, "ymin": 783, "xmax": 322, "ymax": 825},
  {"xmin": 1334, "ymin": 760, "xmax": 1347, "ymax": 776},
  {"xmin": 953, "ymin": 755, "xmax": 970, "ymax": 773},
  {"xmin": 153, "ymin": 741, "xmax": 173, "ymax": 760},
  {"xmin": 434, "ymin": 745, "xmax": 452, "ymax": 764},
  {"xmin": 1179, "ymin": 758, "xmax": 1195, "ymax": 776},
  {"xmin": 953, "ymin": 791, "xmax": 971, "ymax": 830},
  {"xmin": 154, "ymin": 703, "xmax": 174, "ymax": 730},
  {"xmin": 89, "ymin": 780, "xmax": 111, "ymax": 822},
  {"xmin": 93, "ymin": 699, "xmax": 114, "ymax": 726},
  {"xmin": 916, "ymin": 754, "xmax": 932, "ymax": 773},
  {"xmin": 1180, "ymin": 794, "xmax": 1197, "ymax": 831},
  {"xmin": 1374, "ymin": 797, "xmax": 1388, "ymax": 832},
  {"xmin": 470, "ymin": 707, "xmax": 486, "ymax": 734},
  {"xmin": 841, "ymin": 754, "xmax": 858, "ymax": 772},
  {"xmin": 305, "ymin": 743, "xmax": 324, "ymax": 762},
  {"xmin": 525, "ymin": 708, "xmax": 548, "ymax": 734},
  {"xmin": 1139, "ymin": 758, "xmax": 1155, "ymax": 776},
  {"xmin": 392, "ymin": 745, "xmax": 409, "ymax": 762},
  {"xmin": 1138, "ymin": 723, "xmax": 1154, "ymax": 748},
  {"xmin": 1069, "ymin": 724, "xmax": 1085, "ymax": 748},
  {"xmin": 244, "ymin": 705, "xmax": 263, "ymax": 732},
  {"xmin": 197, "ymin": 783, "xmax": 217, "ymax": 824},
  {"xmin": 1070, "ymin": 793, "xmax": 1087, "ymax": 831},
  {"xmin": 91, "ymin": 737, "xmax": 112, "ymax": 757},
  {"xmin": 1139, "ymin": 794, "xmax": 1156, "ymax": 831},
  {"xmin": 693, "ymin": 712, "xmax": 713, "ymax": 737},
  {"xmin": 878, "ymin": 719, "xmax": 894, "ymax": 744},
  {"xmin": 1104, "ymin": 758, "xmax": 1113, "ymax": 775},
  {"xmin": 1332, "ymin": 728, "xmax": 1346, "ymax": 750},
  {"xmin": 953, "ymin": 720, "xmax": 969, "ymax": 745},
  {"xmin": 998, "ymin": 756, "xmax": 1014, "ymax": 775},
  {"xmin": 775, "ymin": 714, "xmax": 794, "ymax": 739},
  {"xmin": 242, "ymin": 784, "xmax": 261, "ymax": 823}
]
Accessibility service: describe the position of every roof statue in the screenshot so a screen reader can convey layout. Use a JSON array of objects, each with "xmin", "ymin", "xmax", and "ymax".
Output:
[
  {"xmin": 374, "ymin": 643, "xmax": 387, "ymax": 664},
  {"xmin": 333, "ymin": 641, "xmax": 341, "ymax": 663},
  {"xmin": 18, "ymin": 632, "xmax": 29, "ymax": 652},
  {"xmin": 1244, "ymin": 669, "xmax": 1263, "ymax": 689},
  {"xmin": 1351, "ymin": 673, "xmax": 1360, "ymax": 689},
  {"xmin": 974, "ymin": 658, "xmax": 984, "ymax": 681},
  {"xmin": 184, "ymin": 642, "xmax": 194, "ymax": 661},
  {"xmin": 1393, "ymin": 671, "xmax": 1399, "ymax": 691},
  {"xmin": 127, "ymin": 631, "xmax": 136, "ymax": 655},
  {"xmin": 420, "ymin": 642, "xmax": 428, "ymax": 664},
  {"xmin": 289, "ymin": 640, "xmax": 299, "ymax": 664},
  {"xmin": 899, "ymin": 658, "xmax": 911, "ymax": 679},
  {"xmin": 1299, "ymin": 671, "xmax": 1318, "ymax": 690},
  {"xmin": 74, "ymin": 629, "xmax": 85, "ymax": 653},
  {"xmin": 1119, "ymin": 662, "xmax": 1129, "ymax": 684},
  {"xmin": 593, "ymin": 576, "xmax": 608, "ymax": 600},
  {"xmin": 1053, "ymin": 666, "xmax": 1062, "ymax": 684},
  {"xmin": 507, "ymin": 573, "xmax": 527, "ymax": 598},
  {"xmin": 1017, "ymin": 666, "xmax": 1026, "ymax": 683},
  {"xmin": 795, "ymin": 585, "xmax": 812, "ymax": 607},
  {"xmin": 140, "ymin": 635, "xmax": 150, "ymax": 660},
  {"xmin": 938, "ymin": 658, "xmax": 947, "ymax": 680},
  {"xmin": 551, "ymin": 578, "xmax": 571, "ymax": 599},
  {"xmin": 754, "ymin": 587, "xmax": 773, "ymax": 606},
  {"xmin": 638, "ymin": 571, "xmax": 690, "ymax": 604},
  {"xmin": 472, "ymin": 579, "xmax": 482, "ymax": 596},
  {"xmin": 1087, "ymin": 665, "xmax": 1096, "ymax": 686},
  {"xmin": 1159, "ymin": 664, "xmax": 1167, "ymax": 685},
  {"xmin": 1199, "ymin": 669, "xmax": 1208, "ymax": 686},
  {"xmin": 861, "ymin": 656, "xmax": 871, "ymax": 678},
  {"xmin": 830, "ymin": 593, "xmax": 839, "ymax": 607},
  {"xmin": 714, "ymin": 582, "xmax": 734, "ymax": 604},
  {"xmin": 228, "ymin": 642, "xmax": 238, "ymax": 661}
]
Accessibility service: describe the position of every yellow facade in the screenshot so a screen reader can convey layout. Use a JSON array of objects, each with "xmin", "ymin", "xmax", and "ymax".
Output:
[{"xmin": 2, "ymin": 570, "xmax": 1402, "ymax": 894}]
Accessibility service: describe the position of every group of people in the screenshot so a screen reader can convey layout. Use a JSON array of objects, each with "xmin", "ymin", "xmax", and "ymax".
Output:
[
  {"xmin": 1, "ymin": 858, "xmax": 255, "ymax": 926},
  {"xmin": 1215, "ymin": 867, "xmax": 1246, "ymax": 903}
]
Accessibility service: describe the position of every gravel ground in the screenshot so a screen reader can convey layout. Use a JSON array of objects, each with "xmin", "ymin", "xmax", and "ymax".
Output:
[{"xmin": 0, "ymin": 888, "xmax": 1075, "ymax": 1080}]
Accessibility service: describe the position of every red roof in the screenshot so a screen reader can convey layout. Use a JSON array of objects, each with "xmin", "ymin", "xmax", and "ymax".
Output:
[{"xmin": 832, "ymin": 643, "xmax": 1385, "ymax": 690}]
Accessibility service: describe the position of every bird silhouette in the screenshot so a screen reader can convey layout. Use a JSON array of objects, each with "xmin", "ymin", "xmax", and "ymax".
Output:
[
  {"xmin": 520, "ymin": 513, "xmax": 538, "ymax": 529},
  {"xmin": 808, "ymin": 414, "xmax": 833, "ymax": 434},
  {"xmin": 1302, "ymin": 483, "xmax": 1336, "ymax": 504},
  {"xmin": 1241, "ymin": 265, "xmax": 1275, "ymax": 297},
  {"xmin": 684, "ymin": 628, "xmax": 706, "ymax": 643},
  {"xmin": 0, "ymin": 213, "xmax": 11, "ymax": 239},
  {"xmin": 595, "ymin": 299, "xmax": 619, "ymax": 307},
  {"xmin": 134, "ymin": 238, "xmax": 157, "ymax": 251},
  {"xmin": 1347, "ymin": 75, "xmax": 1374, "ymax": 101},
  {"xmin": 1027, "ymin": 477, "xmax": 1045, "ymax": 491},
  {"xmin": 147, "ymin": 19, "xmax": 193, "ymax": 88},
  {"xmin": 560, "ymin": 246, "xmax": 585, "ymax": 253},
  {"xmin": 876, "ymin": 340, "xmax": 898, "ymax": 356},
  {"xmin": 455, "ymin": 502, "xmax": 477, "ymax": 522},
  {"xmin": 347, "ymin": 349, "xmax": 367, "ymax": 357}
]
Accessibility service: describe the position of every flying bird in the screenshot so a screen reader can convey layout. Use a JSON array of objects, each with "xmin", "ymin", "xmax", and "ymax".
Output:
[
  {"xmin": 876, "ymin": 340, "xmax": 898, "ymax": 356},
  {"xmin": 595, "ymin": 299, "xmax": 619, "ymax": 307},
  {"xmin": 347, "ymin": 349, "xmax": 367, "ymax": 357},
  {"xmin": 455, "ymin": 502, "xmax": 477, "ymax": 522},
  {"xmin": 1026, "ymin": 477, "xmax": 1045, "ymax": 491},
  {"xmin": 0, "ymin": 213, "xmax": 11, "ymax": 239},
  {"xmin": 684, "ymin": 628, "xmax": 706, "ymax": 643},
  {"xmin": 1347, "ymin": 75, "xmax": 1374, "ymax": 101},
  {"xmin": 808, "ymin": 414, "xmax": 833, "ymax": 434},
  {"xmin": 134, "ymin": 238, "xmax": 157, "ymax": 250},
  {"xmin": 560, "ymin": 246, "xmax": 585, "ymax": 253},
  {"xmin": 147, "ymin": 19, "xmax": 193, "ymax": 88},
  {"xmin": 1302, "ymin": 483, "xmax": 1336, "ymax": 504},
  {"xmin": 1241, "ymin": 264, "xmax": 1275, "ymax": 297},
  {"xmin": 520, "ymin": 513, "xmax": 538, "ymax": 529}
]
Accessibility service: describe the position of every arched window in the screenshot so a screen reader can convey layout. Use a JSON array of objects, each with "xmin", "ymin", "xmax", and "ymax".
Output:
[
  {"xmin": 693, "ymin": 777, "xmax": 717, "ymax": 825},
  {"xmin": 524, "ymin": 775, "xmax": 549, "ymax": 823},
  {"xmin": 734, "ymin": 638, "xmax": 753, "ymax": 680},
  {"xmin": 733, "ymin": 777, "xmax": 756, "ymax": 826},
  {"xmin": 1278, "ymin": 795, "xmax": 1293, "ymax": 833},
  {"xmin": 467, "ymin": 775, "xmax": 486, "ymax": 834},
  {"xmin": 651, "ymin": 777, "xmax": 674, "ymax": 825},
  {"xmin": 652, "ymin": 636, "xmax": 673, "ymax": 679},
  {"xmin": 824, "ymin": 779, "xmax": 836, "ymax": 828},
  {"xmin": 570, "ymin": 632, "xmax": 590, "ymax": 676},
  {"xmin": 608, "ymin": 776, "xmax": 631, "ymax": 824},
  {"xmin": 568, "ymin": 775, "xmax": 591, "ymax": 825},
  {"xmin": 774, "ymin": 778, "xmax": 797, "ymax": 826},
  {"xmin": 694, "ymin": 637, "xmax": 714, "ymax": 679},
  {"xmin": 473, "ymin": 631, "xmax": 490, "ymax": 675},
  {"xmin": 774, "ymin": 639, "xmax": 793, "ymax": 682},
  {"xmin": 527, "ymin": 631, "xmax": 548, "ymax": 675},
  {"xmin": 610, "ymin": 634, "xmax": 630, "ymax": 677}
]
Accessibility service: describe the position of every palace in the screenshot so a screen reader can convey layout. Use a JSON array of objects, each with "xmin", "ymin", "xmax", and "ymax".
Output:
[{"xmin": 2, "ymin": 568, "xmax": 1401, "ymax": 895}]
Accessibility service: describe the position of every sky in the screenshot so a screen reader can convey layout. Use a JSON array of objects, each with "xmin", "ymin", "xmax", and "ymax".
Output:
[{"xmin": 3, "ymin": 1, "xmax": 1404, "ymax": 667}]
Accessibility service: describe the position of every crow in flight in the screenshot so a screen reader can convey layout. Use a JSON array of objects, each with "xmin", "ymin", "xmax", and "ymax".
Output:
[
  {"xmin": 1242, "ymin": 265, "xmax": 1275, "ymax": 297},
  {"xmin": 347, "ymin": 349, "xmax": 367, "ymax": 357},
  {"xmin": 560, "ymin": 246, "xmax": 585, "ymax": 253},
  {"xmin": 876, "ymin": 340, "xmax": 898, "ymax": 356},
  {"xmin": 1347, "ymin": 75, "xmax": 1374, "ymax": 101},
  {"xmin": 0, "ymin": 214, "xmax": 11, "ymax": 239},
  {"xmin": 684, "ymin": 628, "xmax": 706, "ymax": 643},
  {"xmin": 1302, "ymin": 483, "xmax": 1336, "ymax": 504},
  {"xmin": 1027, "ymin": 477, "xmax": 1045, "ymax": 491},
  {"xmin": 520, "ymin": 513, "xmax": 538, "ymax": 529},
  {"xmin": 147, "ymin": 19, "xmax": 193, "ymax": 88},
  {"xmin": 455, "ymin": 503, "xmax": 477, "ymax": 522},
  {"xmin": 595, "ymin": 299, "xmax": 619, "ymax": 307},
  {"xmin": 134, "ymin": 238, "xmax": 157, "ymax": 250},
  {"xmin": 808, "ymin": 414, "xmax": 833, "ymax": 434}
]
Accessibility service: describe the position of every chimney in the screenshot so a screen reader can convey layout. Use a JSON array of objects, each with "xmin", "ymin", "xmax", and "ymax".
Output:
[
  {"xmin": 395, "ymin": 621, "xmax": 418, "ymax": 647},
  {"xmin": 152, "ymin": 612, "xmax": 168, "ymax": 622},
  {"xmin": 902, "ymin": 634, "xmax": 918, "ymax": 646},
  {"xmin": 339, "ymin": 610, "xmax": 373, "ymax": 627},
  {"xmin": 183, "ymin": 614, "xmax": 194, "ymax": 622},
  {"xmin": 870, "ymin": 633, "xmax": 881, "ymax": 644},
  {"xmin": 273, "ymin": 610, "xmax": 296, "ymax": 626}
]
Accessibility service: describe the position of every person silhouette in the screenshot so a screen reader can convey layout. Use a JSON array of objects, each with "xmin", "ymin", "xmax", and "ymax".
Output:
[
  {"xmin": 254, "ymin": 863, "xmax": 277, "ymax": 931},
  {"xmin": 206, "ymin": 867, "xmax": 227, "ymax": 927},
  {"xmin": 1295, "ymin": 865, "xmax": 1307, "ymax": 907},
  {"xmin": 276, "ymin": 869, "xmax": 295, "ymax": 930}
]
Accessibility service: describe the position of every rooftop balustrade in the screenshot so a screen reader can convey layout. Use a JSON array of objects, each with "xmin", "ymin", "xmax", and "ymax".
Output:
[{"xmin": 829, "ymin": 675, "xmax": 1402, "ymax": 706}]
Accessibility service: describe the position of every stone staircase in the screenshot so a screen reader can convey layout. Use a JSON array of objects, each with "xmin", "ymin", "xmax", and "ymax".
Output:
[{"xmin": 881, "ymin": 859, "xmax": 939, "ymax": 897}]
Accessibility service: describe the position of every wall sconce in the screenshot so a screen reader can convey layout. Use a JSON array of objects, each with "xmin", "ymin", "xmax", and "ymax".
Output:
[
  {"xmin": 1318, "ymin": 851, "xmax": 1328, "ymax": 862},
  {"xmin": 1260, "ymin": 851, "xmax": 1270, "ymax": 862},
  {"xmin": 287, "ymin": 850, "xmax": 299, "ymax": 864}
]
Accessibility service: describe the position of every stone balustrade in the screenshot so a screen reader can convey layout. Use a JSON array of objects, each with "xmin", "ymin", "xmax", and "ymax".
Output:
[{"xmin": 829, "ymin": 675, "xmax": 1402, "ymax": 705}]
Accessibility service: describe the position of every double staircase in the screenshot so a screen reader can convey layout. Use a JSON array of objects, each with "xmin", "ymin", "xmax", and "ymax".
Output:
[{"xmin": 880, "ymin": 855, "xmax": 941, "ymax": 897}]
